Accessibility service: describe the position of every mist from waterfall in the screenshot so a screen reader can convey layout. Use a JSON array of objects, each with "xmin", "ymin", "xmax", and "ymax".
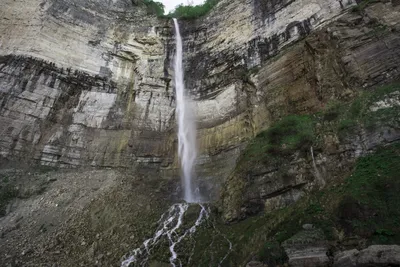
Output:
[{"xmin": 173, "ymin": 18, "xmax": 198, "ymax": 203}]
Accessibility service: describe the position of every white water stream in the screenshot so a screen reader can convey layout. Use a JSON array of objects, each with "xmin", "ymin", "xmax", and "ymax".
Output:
[
  {"xmin": 121, "ymin": 203, "xmax": 209, "ymax": 267},
  {"xmin": 173, "ymin": 18, "xmax": 198, "ymax": 203}
]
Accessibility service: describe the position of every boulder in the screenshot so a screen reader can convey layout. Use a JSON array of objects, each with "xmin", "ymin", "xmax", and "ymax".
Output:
[
  {"xmin": 333, "ymin": 249, "xmax": 359, "ymax": 267},
  {"xmin": 282, "ymin": 229, "xmax": 329, "ymax": 267},
  {"xmin": 357, "ymin": 245, "xmax": 400, "ymax": 266},
  {"xmin": 333, "ymin": 245, "xmax": 400, "ymax": 267}
]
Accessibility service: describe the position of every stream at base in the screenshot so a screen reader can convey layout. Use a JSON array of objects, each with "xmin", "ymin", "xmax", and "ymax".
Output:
[{"xmin": 120, "ymin": 203, "xmax": 232, "ymax": 267}]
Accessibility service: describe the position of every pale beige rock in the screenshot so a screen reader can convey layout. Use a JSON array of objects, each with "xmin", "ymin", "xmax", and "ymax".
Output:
[
  {"xmin": 357, "ymin": 245, "xmax": 400, "ymax": 266},
  {"xmin": 333, "ymin": 249, "xmax": 359, "ymax": 267}
]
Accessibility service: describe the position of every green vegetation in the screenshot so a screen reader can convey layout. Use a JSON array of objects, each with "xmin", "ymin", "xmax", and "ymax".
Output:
[
  {"xmin": 342, "ymin": 143, "xmax": 400, "ymax": 243},
  {"xmin": 242, "ymin": 115, "xmax": 315, "ymax": 166},
  {"xmin": 351, "ymin": 0, "xmax": 380, "ymax": 12},
  {"xmin": 143, "ymin": 0, "xmax": 165, "ymax": 17},
  {"xmin": 323, "ymin": 83, "xmax": 400, "ymax": 138},
  {"xmin": 186, "ymin": 83, "xmax": 400, "ymax": 265},
  {"xmin": 169, "ymin": 0, "xmax": 219, "ymax": 20},
  {"xmin": 140, "ymin": 0, "xmax": 219, "ymax": 19},
  {"xmin": 176, "ymin": 141, "xmax": 400, "ymax": 266}
]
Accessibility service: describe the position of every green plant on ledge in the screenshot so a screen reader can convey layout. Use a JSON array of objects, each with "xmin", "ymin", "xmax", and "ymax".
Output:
[
  {"xmin": 242, "ymin": 115, "xmax": 315, "ymax": 165},
  {"xmin": 140, "ymin": 0, "xmax": 220, "ymax": 19},
  {"xmin": 169, "ymin": 0, "xmax": 220, "ymax": 20},
  {"xmin": 143, "ymin": 0, "xmax": 165, "ymax": 17}
]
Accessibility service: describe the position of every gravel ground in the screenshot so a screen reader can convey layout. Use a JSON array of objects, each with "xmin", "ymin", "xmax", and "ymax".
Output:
[{"xmin": 0, "ymin": 167, "xmax": 177, "ymax": 266}]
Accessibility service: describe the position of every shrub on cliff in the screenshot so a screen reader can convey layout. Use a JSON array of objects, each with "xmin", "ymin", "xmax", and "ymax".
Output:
[
  {"xmin": 243, "ymin": 115, "xmax": 315, "ymax": 165},
  {"xmin": 140, "ymin": 0, "xmax": 219, "ymax": 19},
  {"xmin": 142, "ymin": 0, "xmax": 165, "ymax": 17},
  {"xmin": 169, "ymin": 0, "xmax": 219, "ymax": 19}
]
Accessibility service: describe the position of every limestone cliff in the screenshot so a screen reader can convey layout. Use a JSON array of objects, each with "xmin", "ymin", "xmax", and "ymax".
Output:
[
  {"xmin": 2, "ymin": 0, "xmax": 400, "ymax": 198},
  {"xmin": 1, "ymin": 0, "xmax": 400, "ymax": 266},
  {"xmin": 0, "ymin": 0, "xmax": 175, "ymax": 171}
]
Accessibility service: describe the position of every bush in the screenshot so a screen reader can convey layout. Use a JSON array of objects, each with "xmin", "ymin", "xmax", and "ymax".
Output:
[
  {"xmin": 143, "ymin": 0, "xmax": 165, "ymax": 17},
  {"xmin": 169, "ymin": 0, "xmax": 219, "ymax": 19}
]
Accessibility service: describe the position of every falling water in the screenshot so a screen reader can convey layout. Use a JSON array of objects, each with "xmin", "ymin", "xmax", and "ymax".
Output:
[
  {"xmin": 310, "ymin": 146, "xmax": 325, "ymax": 187},
  {"xmin": 173, "ymin": 18, "xmax": 198, "ymax": 203}
]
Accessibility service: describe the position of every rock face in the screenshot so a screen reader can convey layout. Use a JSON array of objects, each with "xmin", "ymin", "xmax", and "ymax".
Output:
[
  {"xmin": 1, "ymin": 0, "xmax": 400, "ymax": 266},
  {"xmin": 220, "ymin": 88, "xmax": 400, "ymax": 221},
  {"xmin": 1, "ymin": 0, "xmax": 400, "ymax": 201},
  {"xmin": 334, "ymin": 245, "xmax": 400, "ymax": 267},
  {"xmin": 0, "ymin": 0, "xmax": 176, "ymax": 171},
  {"xmin": 214, "ymin": 2, "xmax": 400, "ymax": 220},
  {"xmin": 283, "ymin": 228, "xmax": 330, "ymax": 267}
]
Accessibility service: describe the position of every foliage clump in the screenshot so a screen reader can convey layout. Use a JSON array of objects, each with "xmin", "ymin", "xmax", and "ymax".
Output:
[
  {"xmin": 169, "ymin": 0, "xmax": 219, "ymax": 20},
  {"xmin": 140, "ymin": 0, "xmax": 220, "ymax": 19},
  {"xmin": 143, "ymin": 0, "xmax": 165, "ymax": 17},
  {"xmin": 243, "ymin": 115, "xmax": 315, "ymax": 164}
]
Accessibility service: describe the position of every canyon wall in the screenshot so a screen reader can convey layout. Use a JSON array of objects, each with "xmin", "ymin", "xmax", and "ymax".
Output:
[
  {"xmin": 0, "ymin": 0, "xmax": 175, "ymax": 171},
  {"xmin": 1, "ymin": 0, "xmax": 400, "ymax": 200},
  {"xmin": 1, "ymin": 0, "xmax": 400, "ymax": 266}
]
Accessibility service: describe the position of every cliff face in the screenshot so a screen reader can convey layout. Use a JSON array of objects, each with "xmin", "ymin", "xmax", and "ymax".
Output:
[
  {"xmin": 2, "ymin": 0, "xmax": 400, "ymax": 200},
  {"xmin": 0, "ymin": 0, "xmax": 399, "ymax": 199},
  {"xmin": 0, "ymin": 0, "xmax": 359, "ymax": 198},
  {"xmin": 0, "ymin": 0, "xmax": 176, "ymax": 171},
  {"xmin": 1, "ymin": 0, "xmax": 400, "ymax": 266},
  {"xmin": 183, "ymin": 0, "xmax": 400, "ymax": 198}
]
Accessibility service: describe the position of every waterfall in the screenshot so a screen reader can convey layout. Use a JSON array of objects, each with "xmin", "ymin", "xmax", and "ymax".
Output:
[
  {"xmin": 120, "ymin": 21, "xmax": 223, "ymax": 267},
  {"xmin": 173, "ymin": 18, "xmax": 198, "ymax": 203},
  {"xmin": 310, "ymin": 146, "xmax": 325, "ymax": 187}
]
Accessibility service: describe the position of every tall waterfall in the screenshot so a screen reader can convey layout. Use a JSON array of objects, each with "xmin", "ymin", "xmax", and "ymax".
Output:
[
  {"xmin": 120, "ymin": 21, "xmax": 232, "ymax": 267},
  {"xmin": 173, "ymin": 18, "xmax": 198, "ymax": 203}
]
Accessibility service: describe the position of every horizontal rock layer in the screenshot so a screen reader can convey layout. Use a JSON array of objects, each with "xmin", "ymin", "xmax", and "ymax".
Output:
[{"xmin": 334, "ymin": 245, "xmax": 400, "ymax": 267}]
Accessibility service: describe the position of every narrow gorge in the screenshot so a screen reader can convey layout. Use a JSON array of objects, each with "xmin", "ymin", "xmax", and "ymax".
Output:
[{"xmin": 0, "ymin": 0, "xmax": 400, "ymax": 266}]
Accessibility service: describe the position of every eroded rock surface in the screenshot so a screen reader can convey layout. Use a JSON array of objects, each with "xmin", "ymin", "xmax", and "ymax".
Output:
[{"xmin": 334, "ymin": 245, "xmax": 400, "ymax": 267}]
